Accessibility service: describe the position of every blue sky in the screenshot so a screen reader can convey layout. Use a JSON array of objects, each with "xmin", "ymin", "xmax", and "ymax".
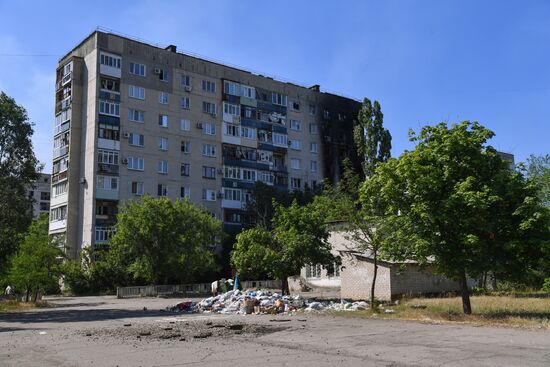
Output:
[{"xmin": 1, "ymin": 0, "xmax": 548, "ymax": 172}]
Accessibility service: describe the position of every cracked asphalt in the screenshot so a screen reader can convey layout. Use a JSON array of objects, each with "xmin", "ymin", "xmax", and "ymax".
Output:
[{"xmin": 0, "ymin": 295, "xmax": 549, "ymax": 366}]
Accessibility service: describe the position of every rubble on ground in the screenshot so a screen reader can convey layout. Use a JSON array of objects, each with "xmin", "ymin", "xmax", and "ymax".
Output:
[{"xmin": 167, "ymin": 289, "xmax": 371, "ymax": 315}]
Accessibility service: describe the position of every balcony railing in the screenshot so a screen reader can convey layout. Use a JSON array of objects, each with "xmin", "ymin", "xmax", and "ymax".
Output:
[
  {"xmin": 53, "ymin": 145, "xmax": 69, "ymax": 159},
  {"xmin": 95, "ymin": 226, "xmax": 115, "ymax": 244},
  {"xmin": 52, "ymin": 170, "xmax": 68, "ymax": 184},
  {"xmin": 98, "ymin": 163, "xmax": 119, "ymax": 175}
]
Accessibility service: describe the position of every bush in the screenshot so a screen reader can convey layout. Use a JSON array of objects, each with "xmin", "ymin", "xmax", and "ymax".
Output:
[{"xmin": 542, "ymin": 278, "xmax": 550, "ymax": 293}]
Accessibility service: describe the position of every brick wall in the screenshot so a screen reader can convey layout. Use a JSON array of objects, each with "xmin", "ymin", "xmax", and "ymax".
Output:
[
  {"xmin": 340, "ymin": 253, "xmax": 392, "ymax": 301},
  {"xmin": 390, "ymin": 265, "xmax": 461, "ymax": 297}
]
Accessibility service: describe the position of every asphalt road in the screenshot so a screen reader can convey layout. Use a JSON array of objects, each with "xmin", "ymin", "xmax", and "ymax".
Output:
[{"xmin": 0, "ymin": 295, "xmax": 549, "ymax": 366}]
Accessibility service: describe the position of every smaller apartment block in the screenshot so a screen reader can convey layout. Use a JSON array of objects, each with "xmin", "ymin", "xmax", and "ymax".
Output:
[
  {"xmin": 50, "ymin": 31, "xmax": 361, "ymax": 259},
  {"xmin": 28, "ymin": 173, "xmax": 51, "ymax": 218}
]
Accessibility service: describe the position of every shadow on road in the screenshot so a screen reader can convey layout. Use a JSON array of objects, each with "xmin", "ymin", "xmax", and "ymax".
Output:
[{"xmin": 0, "ymin": 308, "xmax": 170, "ymax": 324}]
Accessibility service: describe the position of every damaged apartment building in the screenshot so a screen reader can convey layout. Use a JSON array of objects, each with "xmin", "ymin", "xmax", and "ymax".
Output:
[{"xmin": 50, "ymin": 30, "xmax": 361, "ymax": 259}]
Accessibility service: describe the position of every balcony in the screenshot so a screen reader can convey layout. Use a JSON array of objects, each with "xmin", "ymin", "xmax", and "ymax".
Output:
[
  {"xmin": 222, "ymin": 199, "xmax": 243, "ymax": 210},
  {"xmin": 52, "ymin": 170, "xmax": 68, "ymax": 184},
  {"xmin": 53, "ymin": 145, "xmax": 69, "ymax": 159},
  {"xmin": 49, "ymin": 219, "xmax": 67, "ymax": 232},
  {"xmin": 61, "ymin": 72, "xmax": 71, "ymax": 86},
  {"xmin": 98, "ymin": 163, "xmax": 119, "ymax": 175},
  {"xmin": 95, "ymin": 226, "xmax": 115, "ymax": 244}
]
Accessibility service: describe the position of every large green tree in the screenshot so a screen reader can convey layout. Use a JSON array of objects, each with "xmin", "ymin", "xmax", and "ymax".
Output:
[
  {"xmin": 8, "ymin": 214, "xmax": 62, "ymax": 301},
  {"xmin": 362, "ymin": 121, "xmax": 549, "ymax": 314},
  {"xmin": 0, "ymin": 92, "xmax": 41, "ymax": 270},
  {"xmin": 107, "ymin": 196, "xmax": 221, "ymax": 285},
  {"xmin": 525, "ymin": 154, "xmax": 550, "ymax": 207},
  {"xmin": 231, "ymin": 201, "xmax": 334, "ymax": 294}
]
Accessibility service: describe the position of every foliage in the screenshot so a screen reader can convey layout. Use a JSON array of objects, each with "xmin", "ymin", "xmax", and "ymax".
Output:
[
  {"xmin": 361, "ymin": 121, "xmax": 550, "ymax": 314},
  {"xmin": 7, "ymin": 214, "xmax": 62, "ymax": 301},
  {"xmin": 232, "ymin": 201, "xmax": 334, "ymax": 294},
  {"xmin": 0, "ymin": 92, "xmax": 41, "ymax": 271},
  {"xmin": 542, "ymin": 278, "xmax": 550, "ymax": 293},
  {"xmin": 354, "ymin": 98, "xmax": 392, "ymax": 178},
  {"xmin": 106, "ymin": 196, "xmax": 221, "ymax": 285},
  {"xmin": 525, "ymin": 154, "xmax": 550, "ymax": 207}
]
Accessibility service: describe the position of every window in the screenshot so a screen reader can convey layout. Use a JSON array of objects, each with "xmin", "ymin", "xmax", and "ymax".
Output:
[
  {"xmin": 224, "ymin": 188, "xmax": 241, "ymax": 201},
  {"xmin": 128, "ymin": 133, "xmax": 144, "ymax": 147},
  {"xmin": 224, "ymin": 80, "xmax": 240, "ymax": 96},
  {"xmin": 273, "ymin": 133, "xmax": 288, "ymax": 146},
  {"xmin": 258, "ymin": 150, "xmax": 273, "ymax": 163},
  {"xmin": 157, "ymin": 68, "xmax": 169, "ymax": 81},
  {"xmin": 180, "ymin": 119, "xmax": 191, "ymax": 131},
  {"xmin": 97, "ymin": 149, "xmax": 119, "ymax": 165},
  {"xmin": 202, "ymin": 80, "xmax": 216, "ymax": 93},
  {"xmin": 129, "ymin": 62, "xmax": 146, "ymax": 76},
  {"xmin": 223, "ymin": 102, "xmax": 240, "ymax": 116},
  {"xmin": 306, "ymin": 264, "xmax": 322, "ymax": 278},
  {"xmin": 40, "ymin": 191, "xmax": 50, "ymax": 201},
  {"xmin": 95, "ymin": 226, "xmax": 115, "ymax": 243},
  {"xmin": 310, "ymin": 142, "xmax": 318, "ymax": 153},
  {"xmin": 290, "ymin": 139, "xmax": 301, "ymax": 150},
  {"xmin": 128, "ymin": 109, "xmax": 144, "ymax": 122},
  {"xmin": 99, "ymin": 100, "xmax": 120, "ymax": 116},
  {"xmin": 310, "ymin": 160, "xmax": 317, "ymax": 172},
  {"xmin": 98, "ymin": 124, "xmax": 119, "ymax": 140},
  {"xmin": 202, "ymin": 189, "xmax": 216, "ymax": 201},
  {"xmin": 181, "ymin": 97, "xmax": 190, "ymax": 109},
  {"xmin": 97, "ymin": 175, "xmax": 118, "ymax": 190},
  {"xmin": 128, "ymin": 85, "xmax": 145, "ymax": 100},
  {"xmin": 290, "ymin": 159, "xmax": 301, "ymax": 170},
  {"xmin": 224, "ymin": 166, "xmax": 241, "ymax": 180},
  {"xmin": 180, "ymin": 186, "xmax": 191, "ymax": 199},
  {"xmin": 309, "ymin": 104, "xmax": 316, "ymax": 115},
  {"xmin": 127, "ymin": 156, "xmax": 144, "ymax": 171},
  {"xmin": 100, "ymin": 78, "xmax": 120, "ymax": 93},
  {"xmin": 159, "ymin": 91, "xmax": 168, "ymax": 104},
  {"xmin": 241, "ymin": 85, "xmax": 255, "ymax": 99},
  {"xmin": 158, "ymin": 114, "xmax": 168, "ymax": 127},
  {"xmin": 202, "ymin": 144, "xmax": 216, "ymax": 157},
  {"xmin": 50, "ymin": 205, "xmax": 67, "ymax": 221},
  {"xmin": 258, "ymin": 130, "xmax": 272, "ymax": 143},
  {"xmin": 181, "ymin": 163, "xmax": 190, "ymax": 176},
  {"xmin": 242, "ymin": 169, "xmax": 256, "ymax": 182},
  {"xmin": 309, "ymin": 123, "xmax": 318, "ymax": 134},
  {"xmin": 225, "ymin": 123, "xmax": 239, "ymax": 137},
  {"xmin": 52, "ymin": 182, "xmax": 68, "ymax": 197},
  {"xmin": 244, "ymin": 106, "xmax": 254, "ymax": 118},
  {"xmin": 157, "ymin": 184, "xmax": 167, "ymax": 197},
  {"xmin": 291, "ymin": 178, "xmax": 302, "ymax": 189},
  {"xmin": 52, "ymin": 157, "xmax": 69, "ymax": 174},
  {"xmin": 203, "ymin": 122, "xmax": 216, "ymax": 135},
  {"xmin": 157, "ymin": 160, "xmax": 168, "ymax": 174},
  {"xmin": 290, "ymin": 119, "xmax": 301, "ymax": 131},
  {"xmin": 323, "ymin": 109, "xmax": 331, "ymax": 120},
  {"xmin": 100, "ymin": 53, "xmax": 121, "ymax": 69},
  {"xmin": 181, "ymin": 141, "xmax": 190, "ymax": 153},
  {"xmin": 271, "ymin": 92, "xmax": 287, "ymax": 106},
  {"xmin": 131, "ymin": 181, "xmax": 144, "ymax": 196},
  {"xmin": 202, "ymin": 166, "xmax": 216, "ymax": 179},
  {"xmin": 291, "ymin": 101, "xmax": 300, "ymax": 111},
  {"xmin": 202, "ymin": 101, "xmax": 216, "ymax": 115},
  {"xmin": 241, "ymin": 126, "xmax": 256, "ymax": 140},
  {"xmin": 40, "ymin": 202, "xmax": 49, "ymax": 211},
  {"xmin": 259, "ymin": 171, "xmax": 274, "ymax": 184},
  {"xmin": 181, "ymin": 74, "xmax": 190, "ymax": 87},
  {"xmin": 158, "ymin": 137, "xmax": 168, "ymax": 151}
]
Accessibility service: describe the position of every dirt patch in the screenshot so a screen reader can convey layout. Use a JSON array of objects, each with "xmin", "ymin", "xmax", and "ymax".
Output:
[{"xmin": 79, "ymin": 320, "xmax": 287, "ymax": 343}]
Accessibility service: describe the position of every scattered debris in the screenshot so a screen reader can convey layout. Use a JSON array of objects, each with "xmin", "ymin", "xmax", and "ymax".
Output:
[
  {"xmin": 167, "ymin": 289, "xmax": 372, "ymax": 315},
  {"xmin": 384, "ymin": 309, "xmax": 396, "ymax": 314},
  {"xmin": 410, "ymin": 304, "xmax": 427, "ymax": 309},
  {"xmin": 123, "ymin": 323, "xmax": 132, "ymax": 327},
  {"xmin": 38, "ymin": 331, "xmax": 47, "ymax": 335}
]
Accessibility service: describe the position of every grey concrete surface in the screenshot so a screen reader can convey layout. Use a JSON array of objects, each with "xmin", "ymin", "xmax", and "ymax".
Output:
[{"xmin": 0, "ymin": 295, "xmax": 549, "ymax": 366}]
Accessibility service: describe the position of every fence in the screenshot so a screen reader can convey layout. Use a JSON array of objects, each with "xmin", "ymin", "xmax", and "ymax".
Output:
[{"xmin": 116, "ymin": 280, "xmax": 282, "ymax": 298}]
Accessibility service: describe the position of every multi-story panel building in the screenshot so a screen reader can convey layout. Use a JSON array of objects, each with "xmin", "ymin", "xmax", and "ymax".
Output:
[
  {"xmin": 50, "ymin": 30, "xmax": 361, "ymax": 259},
  {"xmin": 28, "ymin": 173, "xmax": 51, "ymax": 218}
]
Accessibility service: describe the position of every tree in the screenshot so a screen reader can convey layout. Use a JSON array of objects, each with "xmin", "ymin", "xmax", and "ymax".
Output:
[
  {"xmin": 362, "ymin": 121, "xmax": 549, "ymax": 314},
  {"xmin": 8, "ymin": 214, "xmax": 62, "ymax": 301},
  {"xmin": 525, "ymin": 154, "xmax": 550, "ymax": 207},
  {"xmin": 0, "ymin": 92, "xmax": 41, "ymax": 270},
  {"xmin": 107, "ymin": 196, "xmax": 221, "ymax": 285},
  {"xmin": 354, "ymin": 98, "xmax": 392, "ymax": 178},
  {"xmin": 231, "ymin": 201, "xmax": 335, "ymax": 294}
]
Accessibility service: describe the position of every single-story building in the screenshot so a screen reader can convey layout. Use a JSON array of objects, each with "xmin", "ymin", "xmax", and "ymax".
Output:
[{"xmin": 290, "ymin": 228, "xmax": 467, "ymax": 301}]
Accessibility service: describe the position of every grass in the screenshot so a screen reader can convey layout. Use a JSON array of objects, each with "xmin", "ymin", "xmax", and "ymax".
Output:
[
  {"xmin": 333, "ymin": 296, "xmax": 550, "ymax": 329},
  {"xmin": 0, "ymin": 300, "xmax": 52, "ymax": 313}
]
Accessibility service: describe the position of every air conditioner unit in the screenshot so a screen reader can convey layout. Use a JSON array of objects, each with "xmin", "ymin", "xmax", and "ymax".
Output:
[
  {"xmin": 123, "ymin": 132, "xmax": 130, "ymax": 138},
  {"xmin": 154, "ymin": 68, "xmax": 161, "ymax": 74},
  {"xmin": 79, "ymin": 177, "xmax": 86, "ymax": 184},
  {"xmin": 287, "ymin": 140, "xmax": 292, "ymax": 146},
  {"xmin": 184, "ymin": 86, "xmax": 192, "ymax": 92},
  {"xmin": 121, "ymin": 158, "xmax": 128, "ymax": 164},
  {"xmin": 196, "ymin": 122, "xmax": 203, "ymax": 129}
]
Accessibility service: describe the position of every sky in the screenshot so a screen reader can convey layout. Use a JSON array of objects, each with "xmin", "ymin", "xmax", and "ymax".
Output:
[{"xmin": 1, "ymin": 0, "xmax": 549, "ymax": 172}]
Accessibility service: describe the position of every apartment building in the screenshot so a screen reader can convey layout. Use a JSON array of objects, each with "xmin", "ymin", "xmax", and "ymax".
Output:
[
  {"xmin": 28, "ymin": 173, "xmax": 51, "ymax": 218},
  {"xmin": 50, "ymin": 30, "xmax": 361, "ymax": 260}
]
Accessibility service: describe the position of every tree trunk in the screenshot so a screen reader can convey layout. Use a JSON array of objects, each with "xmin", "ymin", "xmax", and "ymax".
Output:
[
  {"xmin": 25, "ymin": 289, "xmax": 29, "ymax": 303},
  {"xmin": 459, "ymin": 269, "xmax": 472, "ymax": 314},
  {"xmin": 33, "ymin": 290, "xmax": 38, "ymax": 302},
  {"xmin": 281, "ymin": 276, "xmax": 289, "ymax": 296},
  {"xmin": 371, "ymin": 250, "xmax": 378, "ymax": 309}
]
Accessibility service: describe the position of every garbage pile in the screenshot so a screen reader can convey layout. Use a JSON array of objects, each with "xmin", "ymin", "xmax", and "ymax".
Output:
[{"xmin": 168, "ymin": 289, "xmax": 370, "ymax": 315}]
